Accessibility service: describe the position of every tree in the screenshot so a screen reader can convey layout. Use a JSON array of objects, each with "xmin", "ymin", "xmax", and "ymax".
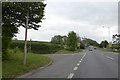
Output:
[
  {"xmin": 76, "ymin": 35, "xmax": 81, "ymax": 49},
  {"xmin": 2, "ymin": 25, "xmax": 18, "ymax": 60},
  {"xmin": 2, "ymin": 3, "xmax": 18, "ymax": 60},
  {"xmin": 82, "ymin": 38, "xmax": 99, "ymax": 47},
  {"xmin": 51, "ymin": 35, "xmax": 63, "ymax": 44},
  {"xmin": 51, "ymin": 35, "xmax": 67, "ymax": 47},
  {"xmin": 66, "ymin": 31, "xmax": 77, "ymax": 51},
  {"xmin": 112, "ymin": 34, "xmax": 120, "ymax": 44},
  {"xmin": 2, "ymin": 2, "xmax": 46, "ymax": 64},
  {"xmin": 112, "ymin": 34, "xmax": 120, "ymax": 50},
  {"xmin": 80, "ymin": 41, "xmax": 85, "ymax": 49},
  {"xmin": 62, "ymin": 36, "xmax": 67, "ymax": 48},
  {"xmin": 99, "ymin": 40, "xmax": 109, "ymax": 48}
]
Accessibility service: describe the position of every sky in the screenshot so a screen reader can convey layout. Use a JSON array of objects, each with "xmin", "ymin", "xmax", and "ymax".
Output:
[{"xmin": 15, "ymin": 0, "xmax": 119, "ymax": 43}]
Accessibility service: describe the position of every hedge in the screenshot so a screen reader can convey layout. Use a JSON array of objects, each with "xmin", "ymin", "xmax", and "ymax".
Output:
[{"xmin": 10, "ymin": 40, "xmax": 63, "ymax": 54}]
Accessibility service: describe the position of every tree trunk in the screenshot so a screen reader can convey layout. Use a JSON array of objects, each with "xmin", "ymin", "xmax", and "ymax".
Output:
[{"xmin": 23, "ymin": 13, "xmax": 29, "ymax": 65}]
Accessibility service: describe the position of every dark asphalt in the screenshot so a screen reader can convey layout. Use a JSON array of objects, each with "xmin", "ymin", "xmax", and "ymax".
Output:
[
  {"xmin": 19, "ymin": 49, "xmax": 118, "ymax": 78},
  {"xmin": 73, "ymin": 49, "xmax": 118, "ymax": 78}
]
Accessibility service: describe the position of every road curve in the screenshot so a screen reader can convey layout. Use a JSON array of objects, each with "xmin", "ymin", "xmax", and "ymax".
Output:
[{"xmin": 19, "ymin": 49, "xmax": 118, "ymax": 79}]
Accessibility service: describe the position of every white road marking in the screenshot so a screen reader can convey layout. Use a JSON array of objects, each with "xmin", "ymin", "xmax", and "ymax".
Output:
[
  {"xmin": 67, "ymin": 73, "xmax": 74, "ymax": 79},
  {"xmin": 106, "ymin": 56, "xmax": 114, "ymax": 60},
  {"xmin": 79, "ymin": 53, "xmax": 86, "ymax": 62},
  {"xmin": 67, "ymin": 52, "xmax": 87, "ymax": 79},
  {"xmin": 74, "ymin": 67, "xmax": 78, "ymax": 70},
  {"xmin": 81, "ymin": 53, "xmax": 86, "ymax": 59},
  {"xmin": 77, "ymin": 63, "xmax": 80, "ymax": 66},
  {"xmin": 80, "ymin": 59, "xmax": 83, "ymax": 61}
]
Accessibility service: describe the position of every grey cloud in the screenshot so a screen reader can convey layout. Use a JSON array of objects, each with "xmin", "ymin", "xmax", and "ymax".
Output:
[
  {"xmin": 16, "ymin": 1, "xmax": 118, "ymax": 43},
  {"xmin": 46, "ymin": 2, "xmax": 117, "ymax": 26}
]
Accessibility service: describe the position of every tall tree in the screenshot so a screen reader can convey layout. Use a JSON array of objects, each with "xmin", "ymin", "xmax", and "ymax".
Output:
[
  {"xmin": 51, "ymin": 35, "xmax": 63, "ymax": 44},
  {"xmin": 112, "ymin": 34, "xmax": 120, "ymax": 44},
  {"xmin": 80, "ymin": 41, "xmax": 85, "ymax": 49},
  {"xmin": 2, "ymin": 2, "xmax": 18, "ymax": 60},
  {"xmin": 2, "ymin": 2, "xmax": 46, "ymax": 64},
  {"xmin": 62, "ymin": 36, "xmax": 67, "ymax": 48},
  {"xmin": 66, "ymin": 31, "xmax": 77, "ymax": 51},
  {"xmin": 2, "ymin": 24, "xmax": 18, "ymax": 60},
  {"xmin": 82, "ymin": 38, "xmax": 99, "ymax": 47},
  {"xmin": 51, "ymin": 35, "xmax": 67, "ymax": 45},
  {"xmin": 99, "ymin": 40, "xmax": 109, "ymax": 48},
  {"xmin": 76, "ymin": 36, "xmax": 81, "ymax": 49},
  {"xmin": 51, "ymin": 35, "xmax": 67, "ymax": 49},
  {"xmin": 112, "ymin": 34, "xmax": 120, "ymax": 50}
]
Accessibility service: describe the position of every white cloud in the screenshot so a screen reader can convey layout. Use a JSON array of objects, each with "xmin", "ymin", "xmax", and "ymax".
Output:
[
  {"xmin": 15, "ymin": 1, "xmax": 118, "ymax": 43},
  {"xmin": 47, "ymin": 0, "xmax": 119, "ymax": 2}
]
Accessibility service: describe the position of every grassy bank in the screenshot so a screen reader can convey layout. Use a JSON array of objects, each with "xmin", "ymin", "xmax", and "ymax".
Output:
[
  {"xmin": 56, "ymin": 49, "xmax": 83, "ymax": 54},
  {"xmin": 2, "ymin": 49, "xmax": 52, "ymax": 78},
  {"xmin": 98, "ymin": 47, "xmax": 120, "ymax": 53}
]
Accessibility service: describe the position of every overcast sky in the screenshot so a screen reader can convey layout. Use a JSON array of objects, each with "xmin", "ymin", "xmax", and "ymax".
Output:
[{"xmin": 15, "ymin": 0, "xmax": 119, "ymax": 43}]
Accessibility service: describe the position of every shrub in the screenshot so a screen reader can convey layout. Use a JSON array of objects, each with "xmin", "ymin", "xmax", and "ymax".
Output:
[
  {"xmin": 80, "ymin": 42, "xmax": 85, "ymax": 49},
  {"xmin": 10, "ymin": 40, "xmax": 63, "ymax": 54}
]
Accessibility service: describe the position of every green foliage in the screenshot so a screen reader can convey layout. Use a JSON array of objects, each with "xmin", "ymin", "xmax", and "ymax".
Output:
[
  {"xmin": 82, "ymin": 38, "xmax": 99, "ymax": 47},
  {"xmin": 112, "ymin": 44, "xmax": 119, "ymax": 50},
  {"xmin": 2, "ymin": 49, "xmax": 51, "ymax": 78},
  {"xmin": 112, "ymin": 34, "xmax": 120, "ymax": 44},
  {"xmin": 2, "ymin": 2, "xmax": 19, "ymax": 60},
  {"xmin": 2, "ymin": 2, "xmax": 46, "ymax": 30},
  {"xmin": 99, "ymin": 40, "xmax": 109, "ymax": 48},
  {"xmin": 80, "ymin": 42, "xmax": 85, "ymax": 49},
  {"xmin": 51, "ymin": 35, "xmax": 67, "ymax": 45},
  {"xmin": 112, "ymin": 34, "xmax": 120, "ymax": 50},
  {"xmin": 2, "ymin": 2, "xmax": 46, "ymax": 59},
  {"xmin": 56, "ymin": 49, "xmax": 83, "ymax": 54},
  {"xmin": 66, "ymin": 31, "xmax": 77, "ymax": 51},
  {"xmin": 51, "ymin": 35, "xmax": 63, "ymax": 44},
  {"xmin": 10, "ymin": 40, "xmax": 63, "ymax": 54},
  {"xmin": 2, "ymin": 24, "xmax": 18, "ymax": 60},
  {"xmin": 76, "ymin": 36, "xmax": 81, "ymax": 49},
  {"xmin": 30, "ymin": 43, "xmax": 62, "ymax": 54}
]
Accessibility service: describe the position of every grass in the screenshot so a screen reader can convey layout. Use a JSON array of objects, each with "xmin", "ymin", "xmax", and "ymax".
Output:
[
  {"xmin": 2, "ymin": 49, "xmax": 52, "ymax": 78},
  {"xmin": 56, "ymin": 49, "xmax": 83, "ymax": 54},
  {"xmin": 0, "ymin": 61, "xmax": 1, "ymax": 79},
  {"xmin": 98, "ymin": 47, "xmax": 120, "ymax": 53}
]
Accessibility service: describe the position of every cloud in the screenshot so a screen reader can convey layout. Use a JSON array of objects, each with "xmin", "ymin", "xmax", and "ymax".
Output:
[
  {"xmin": 16, "ymin": 1, "xmax": 118, "ymax": 43},
  {"xmin": 46, "ymin": 2, "xmax": 118, "ymax": 26},
  {"xmin": 47, "ymin": 0, "xmax": 119, "ymax": 2}
]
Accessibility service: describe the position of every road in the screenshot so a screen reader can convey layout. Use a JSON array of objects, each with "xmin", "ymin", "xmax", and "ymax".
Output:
[{"xmin": 19, "ymin": 48, "xmax": 118, "ymax": 79}]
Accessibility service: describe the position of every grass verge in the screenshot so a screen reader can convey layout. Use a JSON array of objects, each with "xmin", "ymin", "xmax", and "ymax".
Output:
[
  {"xmin": 98, "ymin": 47, "xmax": 120, "ymax": 53},
  {"xmin": 2, "ymin": 49, "xmax": 52, "ymax": 78},
  {"xmin": 56, "ymin": 49, "xmax": 83, "ymax": 54}
]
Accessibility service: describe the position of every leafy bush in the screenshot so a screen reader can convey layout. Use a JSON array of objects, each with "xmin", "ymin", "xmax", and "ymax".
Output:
[
  {"xmin": 80, "ymin": 42, "xmax": 85, "ymax": 49},
  {"xmin": 66, "ymin": 31, "xmax": 77, "ymax": 51},
  {"xmin": 10, "ymin": 40, "xmax": 63, "ymax": 54}
]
